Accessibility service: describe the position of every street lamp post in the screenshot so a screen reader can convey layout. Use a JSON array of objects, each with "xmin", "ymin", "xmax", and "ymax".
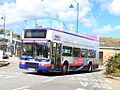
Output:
[{"xmin": 69, "ymin": 0, "xmax": 79, "ymax": 34}]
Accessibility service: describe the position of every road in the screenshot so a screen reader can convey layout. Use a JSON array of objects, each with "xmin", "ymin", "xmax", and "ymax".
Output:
[{"xmin": 0, "ymin": 57, "xmax": 120, "ymax": 90}]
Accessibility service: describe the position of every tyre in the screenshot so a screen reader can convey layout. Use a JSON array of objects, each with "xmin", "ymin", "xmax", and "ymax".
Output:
[
  {"xmin": 37, "ymin": 70, "xmax": 42, "ymax": 73},
  {"xmin": 3, "ymin": 55, "xmax": 9, "ymax": 59},
  {"xmin": 62, "ymin": 64, "xmax": 68, "ymax": 74},
  {"xmin": 88, "ymin": 64, "xmax": 92, "ymax": 73}
]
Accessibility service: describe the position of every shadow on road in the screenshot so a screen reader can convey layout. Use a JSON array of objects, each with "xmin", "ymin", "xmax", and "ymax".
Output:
[{"xmin": 24, "ymin": 68, "xmax": 103, "ymax": 77}]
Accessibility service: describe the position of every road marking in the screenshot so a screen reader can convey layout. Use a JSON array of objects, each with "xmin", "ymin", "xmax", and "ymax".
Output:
[
  {"xmin": 0, "ymin": 74, "xmax": 18, "ymax": 79},
  {"xmin": 0, "ymin": 71, "xmax": 25, "ymax": 79},
  {"xmin": 75, "ymin": 88, "xmax": 86, "ymax": 90},
  {"xmin": 71, "ymin": 76, "xmax": 76, "ymax": 80},
  {"xmin": 4, "ymin": 75, "xmax": 18, "ymax": 79},
  {"xmin": 92, "ymin": 83, "xmax": 102, "ymax": 88},
  {"xmin": 70, "ymin": 74, "xmax": 112, "ymax": 89},
  {"xmin": 22, "ymin": 89, "xmax": 31, "ymax": 90},
  {"xmin": 100, "ymin": 84, "xmax": 112, "ymax": 89},
  {"xmin": 13, "ymin": 86, "xmax": 30, "ymax": 90},
  {"xmin": 43, "ymin": 77, "xmax": 58, "ymax": 83},
  {"xmin": 79, "ymin": 81, "xmax": 88, "ymax": 87}
]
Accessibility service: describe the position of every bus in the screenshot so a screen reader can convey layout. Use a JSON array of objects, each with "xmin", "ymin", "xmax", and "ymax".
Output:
[{"xmin": 19, "ymin": 27, "xmax": 99, "ymax": 74}]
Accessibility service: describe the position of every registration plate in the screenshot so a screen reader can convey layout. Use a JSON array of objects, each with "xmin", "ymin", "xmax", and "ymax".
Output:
[{"xmin": 28, "ymin": 68, "xmax": 35, "ymax": 71}]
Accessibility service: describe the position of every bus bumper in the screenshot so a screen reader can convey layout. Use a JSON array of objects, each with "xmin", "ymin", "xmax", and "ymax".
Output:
[
  {"xmin": 19, "ymin": 64, "xmax": 28, "ymax": 69},
  {"xmin": 19, "ymin": 64, "xmax": 50, "ymax": 71}
]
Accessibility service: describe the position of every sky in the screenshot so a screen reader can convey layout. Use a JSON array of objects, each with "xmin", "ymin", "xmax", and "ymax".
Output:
[{"xmin": 0, "ymin": 0, "xmax": 120, "ymax": 38}]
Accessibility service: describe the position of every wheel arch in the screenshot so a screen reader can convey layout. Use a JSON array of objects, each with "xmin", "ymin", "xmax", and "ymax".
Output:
[
  {"xmin": 63, "ymin": 60, "xmax": 69, "ymax": 66},
  {"xmin": 89, "ymin": 61, "xmax": 92, "ymax": 65}
]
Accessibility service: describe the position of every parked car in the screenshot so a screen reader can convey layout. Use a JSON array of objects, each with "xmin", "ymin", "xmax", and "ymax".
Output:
[{"xmin": 2, "ymin": 52, "xmax": 9, "ymax": 59}]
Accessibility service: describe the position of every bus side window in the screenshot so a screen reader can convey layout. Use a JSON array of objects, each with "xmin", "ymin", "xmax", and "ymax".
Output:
[
  {"xmin": 62, "ymin": 46, "xmax": 72, "ymax": 56},
  {"xmin": 88, "ymin": 50, "xmax": 94, "ymax": 58},
  {"xmin": 88, "ymin": 50, "xmax": 96, "ymax": 58},
  {"xmin": 92, "ymin": 50, "xmax": 96, "ymax": 58},
  {"xmin": 73, "ymin": 48, "xmax": 80, "ymax": 57},
  {"xmin": 81, "ymin": 49, "xmax": 88, "ymax": 58}
]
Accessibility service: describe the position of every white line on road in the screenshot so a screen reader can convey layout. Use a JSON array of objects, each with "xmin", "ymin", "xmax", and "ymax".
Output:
[
  {"xmin": 75, "ymin": 88, "xmax": 86, "ymax": 90},
  {"xmin": 12, "ymin": 86, "xmax": 30, "ymax": 90},
  {"xmin": 79, "ymin": 81, "xmax": 88, "ymax": 87},
  {"xmin": 71, "ymin": 76, "xmax": 76, "ymax": 80},
  {"xmin": 4, "ymin": 75, "xmax": 18, "ymax": 79},
  {"xmin": 43, "ymin": 77, "xmax": 58, "ymax": 83}
]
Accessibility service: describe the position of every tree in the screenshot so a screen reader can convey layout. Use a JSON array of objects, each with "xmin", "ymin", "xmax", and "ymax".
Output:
[
  {"xmin": 12, "ymin": 32, "xmax": 21, "ymax": 39},
  {"xmin": 0, "ymin": 29, "xmax": 21, "ymax": 39},
  {"xmin": 0, "ymin": 29, "xmax": 4, "ymax": 34},
  {"xmin": 106, "ymin": 54, "xmax": 120, "ymax": 76}
]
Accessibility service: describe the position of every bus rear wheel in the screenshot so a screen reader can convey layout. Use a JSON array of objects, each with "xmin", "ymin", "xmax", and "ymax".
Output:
[{"xmin": 88, "ymin": 64, "xmax": 92, "ymax": 73}]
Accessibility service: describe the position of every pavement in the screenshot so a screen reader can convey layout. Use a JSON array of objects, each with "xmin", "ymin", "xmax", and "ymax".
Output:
[
  {"xmin": 104, "ymin": 73, "xmax": 120, "ymax": 81},
  {"xmin": 99, "ymin": 65, "xmax": 120, "ymax": 81}
]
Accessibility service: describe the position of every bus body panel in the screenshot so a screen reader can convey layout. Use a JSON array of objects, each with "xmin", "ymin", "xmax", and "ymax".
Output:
[{"xmin": 19, "ymin": 27, "xmax": 99, "ymax": 73}]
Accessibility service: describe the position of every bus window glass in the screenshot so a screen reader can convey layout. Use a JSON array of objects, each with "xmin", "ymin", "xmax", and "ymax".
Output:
[
  {"xmin": 22, "ymin": 43, "xmax": 33, "ymax": 58},
  {"xmin": 88, "ymin": 50, "xmax": 92, "ymax": 58},
  {"xmin": 62, "ymin": 46, "xmax": 72, "ymax": 56},
  {"xmin": 24, "ymin": 30, "xmax": 47, "ymax": 38},
  {"xmin": 88, "ymin": 50, "xmax": 96, "ymax": 58},
  {"xmin": 34, "ymin": 43, "xmax": 48, "ymax": 58},
  {"xmin": 81, "ymin": 49, "xmax": 88, "ymax": 58},
  {"xmin": 73, "ymin": 48, "xmax": 80, "ymax": 57},
  {"xmin": 57, "ymin": 44, "xmax": 61, "ymax": 55},
  {"xmin": 92, "ymin": 50, "xmax": 96, "ymax": 58}
]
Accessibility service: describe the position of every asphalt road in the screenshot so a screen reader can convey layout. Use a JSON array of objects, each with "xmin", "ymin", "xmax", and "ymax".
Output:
[{"xmin": 0, "ymin": 57, "xmax": 119, "ymax": 90}]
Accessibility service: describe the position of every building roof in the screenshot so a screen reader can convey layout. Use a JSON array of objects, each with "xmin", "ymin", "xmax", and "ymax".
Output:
[{"xmin": 99, "ymin": 46, "xmax": 120, "ymax": 50}]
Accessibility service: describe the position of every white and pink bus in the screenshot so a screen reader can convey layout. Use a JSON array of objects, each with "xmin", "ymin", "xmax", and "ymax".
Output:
[{"xmin": 19, "ymin": 27, "xmax": 99, "ymax": 74}]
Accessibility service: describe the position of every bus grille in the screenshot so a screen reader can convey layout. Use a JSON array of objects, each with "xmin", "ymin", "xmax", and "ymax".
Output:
[{"xmin": 26, "ymin": 62, "xmax": 39, "ymax": 68}]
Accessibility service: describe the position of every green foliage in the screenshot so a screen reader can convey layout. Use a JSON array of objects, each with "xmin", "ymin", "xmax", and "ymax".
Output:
[
  {"xmin": 106, "ymin": 53, "xmax": 120, "ymax": 76},
  {"xmin": 0, "ymin": 29, "xmax": 4, "ymax": 34},
  {"xmin": 0, "ymin": 29, "xmax": 21, "ymax": 39}
]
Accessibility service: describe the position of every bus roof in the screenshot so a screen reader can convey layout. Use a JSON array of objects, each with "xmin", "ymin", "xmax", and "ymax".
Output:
[{"xmin": 24, "ymin": 28, "xmax": 99, "ymax": 41}]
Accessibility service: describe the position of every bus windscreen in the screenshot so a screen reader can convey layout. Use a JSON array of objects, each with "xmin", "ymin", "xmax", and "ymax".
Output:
[{"xmin": 24, "ymin": 29, "xmax": 47, "ymax": 38}]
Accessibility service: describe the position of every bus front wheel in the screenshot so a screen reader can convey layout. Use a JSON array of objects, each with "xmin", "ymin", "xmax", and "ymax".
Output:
[
  {"xmin": 37, "ymin": 70, "xmax": 42, "ymax": 73},
  {"xmin": 62, "ymin": 64, "xmax": 69, "ymax": 74}
]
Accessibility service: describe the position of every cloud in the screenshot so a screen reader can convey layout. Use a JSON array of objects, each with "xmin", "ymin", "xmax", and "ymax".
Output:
[
  {"xmin": 95, "ymin": 0, "xmax": 111, "ymax": 11},
  {"xmin": 97, "ymin": 0, "xmax": 120, "ymax": 16},
  {"xmin": 108, "ymin": 0, "xmax": 120, "ymax": 16},
  {"xmin": 58, "ymin": 0, "xmax": 96, "ymax": 27},
  {"xmin": 93, "ymin": 24, "xmax": 120, "ymax": 34},
  {"xmin": 58, "ymin": 10, "xmax": 76, "ymax": 22},
  {"xmin": 80, "ymin": 16, "xmax": 97, "ymax": 27},
  {"xmin": 0, "ymin": 0, "xmax": 96, "ymax": 29}
]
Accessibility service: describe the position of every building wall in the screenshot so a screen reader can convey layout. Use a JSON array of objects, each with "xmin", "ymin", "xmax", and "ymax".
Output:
[{"xmin": 99, "ymin": 49, "xmax": 120, "ymax": 63}]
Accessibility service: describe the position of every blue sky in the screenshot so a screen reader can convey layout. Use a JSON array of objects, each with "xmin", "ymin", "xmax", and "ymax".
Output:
[{"xmin": 0, "ymin": 0, "xmax": 120, "ymax": 38}]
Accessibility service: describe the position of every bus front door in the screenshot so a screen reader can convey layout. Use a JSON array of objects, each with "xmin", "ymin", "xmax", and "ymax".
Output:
[{"xmin": 51, "ymin": 43, "xmax": 61, "ymax": 69}]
